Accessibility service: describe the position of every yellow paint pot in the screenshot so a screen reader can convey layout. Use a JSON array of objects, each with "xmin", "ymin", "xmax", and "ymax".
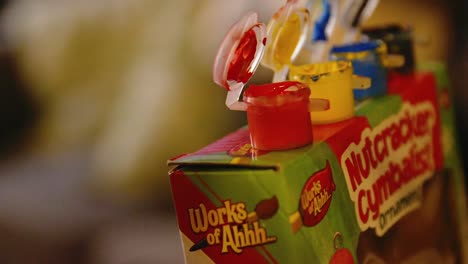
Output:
[{"xmin": 289, "ymin": 61, "xmax": 371, "ymax": 124}]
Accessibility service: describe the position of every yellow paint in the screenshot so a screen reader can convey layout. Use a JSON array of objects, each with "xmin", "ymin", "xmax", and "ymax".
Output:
[{"xmin": 262, "ymin": 8, "xmax": 309, "ymax": 71}]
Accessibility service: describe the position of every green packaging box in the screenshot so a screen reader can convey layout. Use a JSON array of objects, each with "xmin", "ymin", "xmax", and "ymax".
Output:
[{"xmin": 169, "ymin": 66, "xmax": 466, "ymax": 263}]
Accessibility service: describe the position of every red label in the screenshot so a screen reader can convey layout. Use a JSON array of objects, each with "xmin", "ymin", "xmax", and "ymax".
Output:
[
  {"xmin": 170, "ymin": 170, "xmax": 276, "ymax": 263},
  {"xmin": 299, "ymin": 161, "xmax": 336, "ymax": 227}
]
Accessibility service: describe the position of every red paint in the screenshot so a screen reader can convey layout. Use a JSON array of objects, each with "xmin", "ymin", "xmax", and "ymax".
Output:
[
  {"xmin": 244, "ymin": 81, "xmax": 307, "ymax": 97},
  {"xmin": 226, "ymin": 26, "xmax": 258, "ymax": 86},
  {"xmin": 299, "ymin": 161, "xmax": 336, "ymax": 227},
  {"xmin": 329, "ymin": 248, "xmax": 355, "ymax": 264},
  {"xmin": 244, "ymin": 81, "xmax": 313, "ymax": 151}
]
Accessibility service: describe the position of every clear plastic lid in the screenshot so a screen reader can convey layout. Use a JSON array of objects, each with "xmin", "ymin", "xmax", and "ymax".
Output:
[
  {"xmin": 213, "ymin": 12, "xmax": 267, "ymax": 111},
  {"xmin": 261, "ymin": 2, "xmax": 310, "ymax": 81}
]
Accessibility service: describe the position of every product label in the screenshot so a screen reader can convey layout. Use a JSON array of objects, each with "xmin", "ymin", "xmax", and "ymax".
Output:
[
  {"xmin": 228, "ymin": 143, "xmax": 269, "ymax": 158},
  {"xmin": 340, "ymin": 102, "xmax": 436, "ymax": 236},
  {"xmin": 187, "ymin": 200, "xmax": 277, "ymax": 254}
]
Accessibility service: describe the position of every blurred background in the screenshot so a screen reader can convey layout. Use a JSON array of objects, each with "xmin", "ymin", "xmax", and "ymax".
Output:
[{"xmin": 0, "ymin": 0, "xmax": 465, "ymax": 263}]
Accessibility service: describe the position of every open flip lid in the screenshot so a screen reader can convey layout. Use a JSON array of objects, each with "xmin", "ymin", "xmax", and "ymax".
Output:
[
  {"xmin": 213, "ymin": 12, "xmax": 267, "ymax": 111},
  {"xmin": 261, "ymin": 2, "xmax": 310, "ymax": 74}
]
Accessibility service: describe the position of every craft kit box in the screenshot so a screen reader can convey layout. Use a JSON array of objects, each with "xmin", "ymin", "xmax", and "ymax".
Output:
[{"xmin": 168, "ymin": 65, "xmax": 467, "ymax": 263}]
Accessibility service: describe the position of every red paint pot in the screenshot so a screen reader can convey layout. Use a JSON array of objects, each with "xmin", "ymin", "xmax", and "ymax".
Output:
[{"xmin": 244, "ymin": 81, "xmax": 313, "ymax": 151}]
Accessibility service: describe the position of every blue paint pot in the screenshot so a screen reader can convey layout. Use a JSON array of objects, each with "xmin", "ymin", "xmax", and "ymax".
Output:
[{"xmin": 330, "ymin": 41, "xmax": 387, "ymax": 100}]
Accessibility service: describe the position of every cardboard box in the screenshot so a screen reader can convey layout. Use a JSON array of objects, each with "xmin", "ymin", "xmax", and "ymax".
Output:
[{"xmin": 169, "ymin": 66, "xmax": 466, "ymax": 263}]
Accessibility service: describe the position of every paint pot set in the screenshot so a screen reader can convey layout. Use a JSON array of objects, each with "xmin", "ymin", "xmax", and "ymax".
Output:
[
  {"xmin": 170, "ymin": 3, "xmax": 466, "ymax": 264},
  {"xmin": 213, "ymin": 1, "xmax": 406, "ymax": 151}
]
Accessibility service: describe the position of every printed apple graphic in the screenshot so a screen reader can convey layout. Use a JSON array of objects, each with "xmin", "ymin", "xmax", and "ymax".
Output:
[{"xmin": 330, "ymin": 232, "xmax": 355, "ymax": 264}]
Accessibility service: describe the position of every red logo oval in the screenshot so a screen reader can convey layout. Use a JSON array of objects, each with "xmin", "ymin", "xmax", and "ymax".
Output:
[{"xmin": 299, "ymin": 161, "xmax": 336, "ymax": 227}]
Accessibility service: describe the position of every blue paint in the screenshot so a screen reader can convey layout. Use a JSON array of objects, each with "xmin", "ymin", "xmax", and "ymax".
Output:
[
  {"xmin": 330, "ymin": 41, "xmax": 380, "ymax": 53},
  {"xmin": 350, "ymin": 60, "xmax": 387, "ymax": 99},
  {"xmin": 312, "ymin": 0, "xmax": 331, "ymax": 41},
  {"xmin": 330, "ymin": 41, "xmax": 387, "ymax": 100}
]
